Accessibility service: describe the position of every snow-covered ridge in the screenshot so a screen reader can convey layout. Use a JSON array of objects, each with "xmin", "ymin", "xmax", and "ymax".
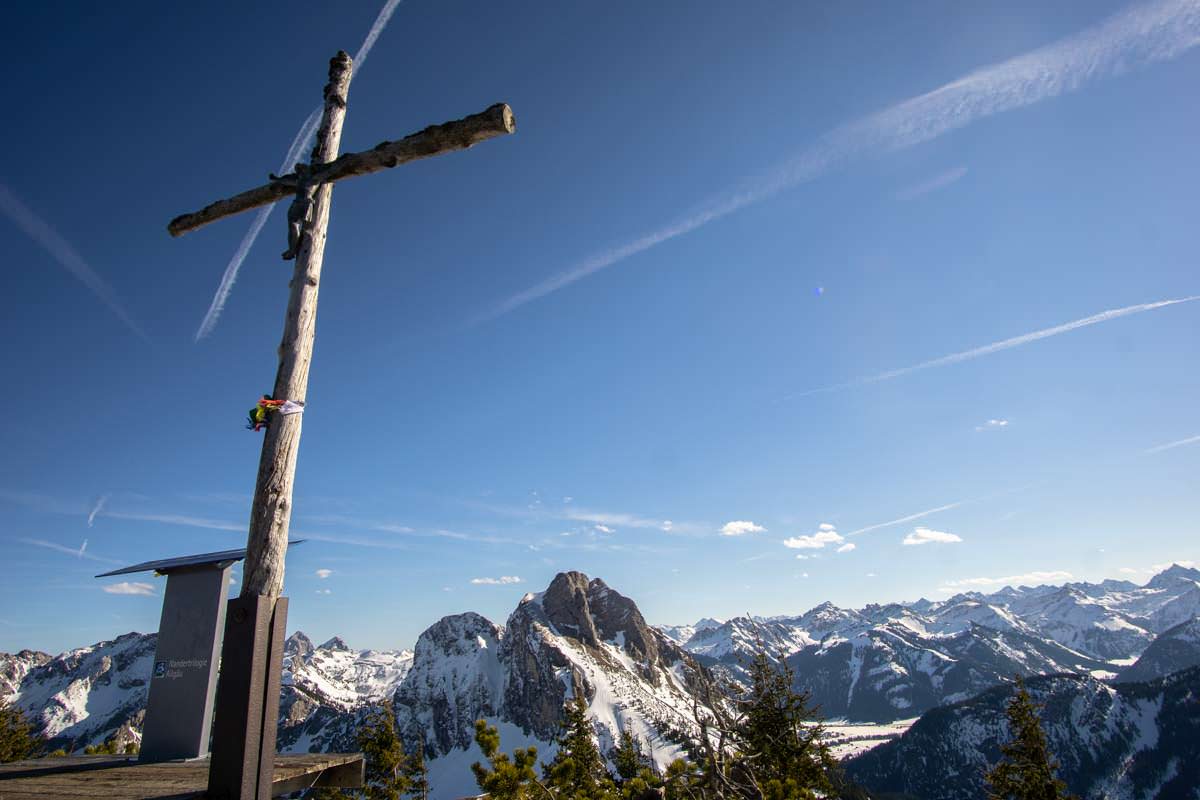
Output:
[
  {"xmin": 658, "ymin": 563, "xmax": 1200, "ymax": 665},
  {"xmin": 283, "ymin": 631, "xmax": 413, "ymax": 710},
  {"xmin": 654, "ymin": 564, "xmax": 1200, "ymax": 722}
]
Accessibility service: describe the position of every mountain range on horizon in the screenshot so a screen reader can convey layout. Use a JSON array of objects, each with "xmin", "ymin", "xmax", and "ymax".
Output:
[{"xmin": 3, "ymin": 564, "xmax": 1199, "ymax": 799}]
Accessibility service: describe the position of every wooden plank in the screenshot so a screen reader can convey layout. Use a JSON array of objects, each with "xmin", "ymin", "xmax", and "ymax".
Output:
[{"xmin": 0, "ymin": 754, "xmax": 362, "ymax": 800}]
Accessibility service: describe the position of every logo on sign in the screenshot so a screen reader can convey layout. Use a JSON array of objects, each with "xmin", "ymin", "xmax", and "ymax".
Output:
[{"xmin": 153, "ymin": 661, "xmax": 167, "ymax": 678}]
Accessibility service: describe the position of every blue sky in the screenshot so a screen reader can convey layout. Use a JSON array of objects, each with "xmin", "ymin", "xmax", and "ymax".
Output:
[{"xmin": 1, "ymin": 0, "xmax": 1197, "ymax": 654}]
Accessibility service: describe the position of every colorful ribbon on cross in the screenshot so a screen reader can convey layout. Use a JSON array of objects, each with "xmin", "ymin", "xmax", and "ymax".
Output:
[{"xmin": 246, "ymin": 395, "xmax": 305, "ymax": 431}]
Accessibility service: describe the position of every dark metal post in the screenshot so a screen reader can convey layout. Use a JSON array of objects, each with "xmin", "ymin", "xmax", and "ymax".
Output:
[{"xmin": 207, "ymin": 596, "xmax": 289, "ymax": 800}]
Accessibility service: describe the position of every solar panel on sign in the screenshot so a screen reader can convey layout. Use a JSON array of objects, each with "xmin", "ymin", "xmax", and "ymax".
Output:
[{"xmin": 94, "ymin": 540, "xmax": 305, "ymax": 578}]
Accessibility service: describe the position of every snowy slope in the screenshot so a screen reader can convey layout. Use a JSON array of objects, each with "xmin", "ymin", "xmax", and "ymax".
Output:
[
  {"xmin": 1116, "ymin": 617, "xmax": 1200, "ymax": 683},
  {"xmin": 283, "ymin": 632, "xmax": 412, "ymax": 709},
  {"xmin": 2, "ymin": 632, "xmax": 156, "ymax": 749},
  {"xmin": 845, "ymin": 666, "xmax": 1200, "ymax": 800}
]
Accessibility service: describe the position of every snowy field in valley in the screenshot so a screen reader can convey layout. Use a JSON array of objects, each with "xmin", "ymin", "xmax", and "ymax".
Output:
[{"xmin": 820, "ymin": 718, "xmax": 919, "ymax": 760}]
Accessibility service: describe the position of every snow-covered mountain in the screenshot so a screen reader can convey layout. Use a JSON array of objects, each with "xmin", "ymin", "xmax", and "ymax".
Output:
[
  {"xmin": 659, "ymin": 563, "xmax": 1200, "ymax": 721},
  {"xmin": 844, "ymin": 666, "xmax": 1200, "ymax": 800},
  {"xmin": 283, "ymin": 632, "xmax": 413, "ymax": 709},
  {"xmin": 278, "ymin": 572, "xmax": 712, "ymax": 799},
  {"xmin": 0, "ymin": 632, "xmax": 155, "ymax": 751},
  {"xmin": 1115, "ymin": 616, "xmax": 1200, "ymax": 684},
  {"xmin": 4, "ymin": 564, "xmax": 1197, "ymax": 798}
]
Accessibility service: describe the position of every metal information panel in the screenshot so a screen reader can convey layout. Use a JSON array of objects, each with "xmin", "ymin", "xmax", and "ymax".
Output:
[
  {"xmin": 97, "ymin": 542, "xmax": 302, "ymax": 763},
  {"xmin": 140, "ymin": 565, "xmax": 230, "ymax": 761}
]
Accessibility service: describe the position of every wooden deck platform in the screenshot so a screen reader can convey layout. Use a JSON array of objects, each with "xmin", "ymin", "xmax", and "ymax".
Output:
[{"xmin": 0, "ymin": 753, "xmax": 364, "ymax": 799}]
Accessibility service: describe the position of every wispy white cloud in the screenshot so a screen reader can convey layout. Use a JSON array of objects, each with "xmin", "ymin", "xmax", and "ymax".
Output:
[
  {"xmin": 975, "ymin": 419, "xmax": 1010, "ymax": 432},
  {"xmin": 594, "ymin": 524, "xmax": 614, "ymax": 534},
  {"xmin": 895, "ymin": 166, "xmax": 968, "ymax": 200},
  {"xmin": 783, "ymin": 524, "xmax": 845, "ymax": 550},
  {"xmin": 315, "ymin": 568, "xmax": 333, "ymax": 579},
  {"xmin": 902, "ymin": 527, "xmax": 963, "ymax": 546},
  {"xmin": 479, "ymin": 0, "xmax": 1200, "ymax": 321},
  {"xmin": 846, "ymin": 501, "xmax": 966, "ymax": 537},
  {"xmin": 793, "ymin": 296, "xmax": 1199, "ymax": 397},
  {"xmin": 103, "ymin": 510, "xmax": 244, "ymax": 532},
  {"xmin": 565, "ymin": 508, "xmax": 678, "ymax": 532},
  {"xmin": 1143, "ymin": 434, "xmax": 1200, "ymax": 454},
  {"xmin": 315, "ymin": 588, "xmax": 333, "ymax": 595},
  {"xmin": 943, "ymin": 569, "xmax": 1072, "ymax": 589},
  {"xmin": 0, "ymin": 183, "xmax": 148, "ymax": 341},
  {"xmin": 87, "ymin": 494, "xmax": 109, "ymax": 527},
  {"xmin": 103, "ymin": 582, "xmax": 155, "ymax": 596},
  {"xmin": 18, "ymin": 537, "xmax": 122, "ymax": 565},
  {"xmin": 720, "ymin": 520, "xmax": 766, "ymax": 537},
  {"xmin": 836, "ymin": 542, "xmax": 856, "ymax": 553},
  {"xmin": 195, "ymin": 0, "xmax": 403, "ymax": 340},
  {"xmin": 470, "ymin": 575, "xmax": 523, "ymax": 585}
]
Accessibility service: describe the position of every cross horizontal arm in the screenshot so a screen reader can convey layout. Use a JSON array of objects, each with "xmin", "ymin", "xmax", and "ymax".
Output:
[{"xmin": 168, "ymin": 102, "xmax": 515, "ymax": 237}]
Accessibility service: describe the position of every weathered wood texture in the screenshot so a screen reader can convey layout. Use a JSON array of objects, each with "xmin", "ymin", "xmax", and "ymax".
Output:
[
  {"xmin": 167, "ymin": 102, "xmax": 515, "ymax": 237},
  {"xmin": 241, "ymin": 52, "xmax": 352, "ymax": 600},
  {"xmin": 0, "ymin": 753, "xmax": 363, "ymax": 799}
]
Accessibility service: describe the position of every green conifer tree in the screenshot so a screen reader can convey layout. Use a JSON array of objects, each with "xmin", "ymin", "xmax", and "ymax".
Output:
[
  {"xmin": 611, "ymin": 730, "xmax": 648, "ymax": 784},
  {"xmin": 985, "ymin": 680, "xmax": 1077, "ymax": 800},
  {"xmin": 470, "ymin": 719, "xmax": 544, "ymax": 800},
  {"xmin": 357, "ymin": 702, "xmax": 411, "ymax": 800},
  {"xmin": 541, "ymin": 696, "xmax": 618, "ymax": 799},
  {"xmin": 734, "ymin": 650, "xmax": 836, "ymax": 800},
  {"xmin": 0, "ymin": 702, "xmax": 42, "ymax": 763},
  {"xmin": 681, "ymin": 646, "xmax": 855, "ymax": 799},
  {"xmin": 405, "ymin": 740, "xmax": 429, "ymax": 800}
]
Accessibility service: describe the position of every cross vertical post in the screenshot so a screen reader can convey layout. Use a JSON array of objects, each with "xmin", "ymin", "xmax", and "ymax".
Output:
[{"xmin": 208, "ymin": 52, "xmax": 352, "ymax": 800}]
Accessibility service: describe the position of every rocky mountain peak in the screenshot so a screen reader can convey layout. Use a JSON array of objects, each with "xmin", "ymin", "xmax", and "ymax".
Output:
[
  {"xmin": 414, "ymin": 612, "xmax": 503, "ymax": 659},
  {"xmin": 320, "ymin": 636, "xmax": 351, "ymax": 652},
  {"xmin": 542, "ymin": 571, "xmax": 603, "ymax": 647},
  {"xmin": 285, "ymin": 631, "xmax": 315, "ymax": 659},
  {"xmin": 536, "ymin": 572, "xmax": 667, "ymax": 669},
  {"xmin": 1147, "ymin": 563, "xmax": 1200, "ymax": 589},
  {"xmin": 395, "ymin": 612, "xmax": 503, "ymax": 758}
]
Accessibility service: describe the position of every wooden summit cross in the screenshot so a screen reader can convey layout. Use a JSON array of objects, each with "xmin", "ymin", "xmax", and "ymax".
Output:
[{"xmin": 168, "ymin": 51, "xmax": 515, "ymax": 800}]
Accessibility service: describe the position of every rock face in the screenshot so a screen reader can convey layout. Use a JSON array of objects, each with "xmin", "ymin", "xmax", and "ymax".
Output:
[
  {"xmin": 398, "ymin": 573, "xmax": 705, "ymax": 768},
  {"xmin": 394, "ymin": 612, "xmax": 504, "ymax": 756},
  {"xmin": 0, "ymin": 648, "xmax": 51, "ymax": 700},
  {"xmin": 844, "ymin": 666, "xmax": 1200, "ymax": 800}
]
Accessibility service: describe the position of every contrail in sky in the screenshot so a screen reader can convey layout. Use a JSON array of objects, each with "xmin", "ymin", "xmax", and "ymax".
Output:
[
  {"xmin": 790, "ymin": 296, "xmax": 1199, "ymax": 397},
  {"xmin": 845, "ymin": 501, "xmax": 968, "ymax": 537},
  {"xmin": 87, "ymin": 494, "xmax": 109, "ymax": 527},
  {"xmin": 194, "ymin": 0, "xmax": 404, "ymax": 341},
  {"xmin": 895, "ymin": 166, "xmax": 968, "ymax": 200},
  {"xmin": 18, "ymin": 537, "xmax": 122, "ymax": 565},
  {"xmin": 1144, "ymin": 434, "xmax": 1200, "ymax": 453},
  {"xmin": 481, "ymin": 0, "xmax": 1200, "ymax": 322},
  {"xmin": 0, "ymin": 183, "xmax": 148, "ymax": 341}
]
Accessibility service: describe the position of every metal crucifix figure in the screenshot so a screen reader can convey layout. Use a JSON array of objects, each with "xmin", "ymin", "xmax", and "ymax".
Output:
[{"xmin": 168, "ymin": 50, "xmax": 515, "ymax": 800}]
